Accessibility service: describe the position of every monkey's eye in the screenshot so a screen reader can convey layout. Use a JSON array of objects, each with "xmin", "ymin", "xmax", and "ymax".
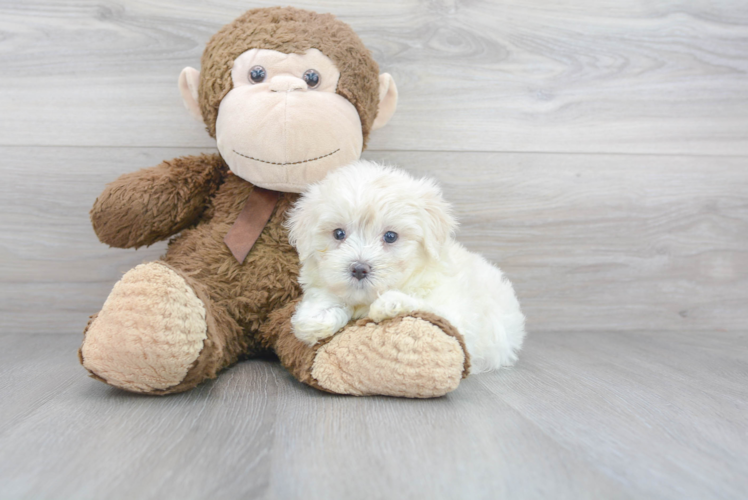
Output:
[
  {"xmin": 383, "ymin": 231, "xmax": 398, "ymax": 244},
  {"xmin": 303, "ymin": 69, "xmax": 321, "ymax": 89},
  {"xmin": 249, "ymin": 66, "xmax": 266, "ymax": 84},
  {"xmin": 333, "ymin": 228, "xmax": 346, "ymax": 240}
]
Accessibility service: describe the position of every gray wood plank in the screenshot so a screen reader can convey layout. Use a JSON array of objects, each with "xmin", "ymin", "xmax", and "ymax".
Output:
[
  {"xmin": 267, "ymin": 372, "xmax": 629, "ymax": 500},
  {"xmin": 1, "ymin": 0, "xmax": 747, "ymax": 154},
  {"xmin": 2, "ymin": 147, "xmax": 746, "ymax": 334},
  {"xmin": 385, "ymin": 151, "xmax": 748, "ymax": 334},
  {"xmin": 490, "ymin": 329, "xmax": 748, "ymax": 500},
  {"xmin": 0, "ymin": 335, "xmax": 82, "ymax": 435},
  {"xmin": 2, "ymin": 1, "xmax": 746, "ymax": 498},
  {"xmin": 0, "ymin": 335, "xmax": 278, "ymax": 500},
  {"xmin": 0, "ymin": 331, "xmax": 745, "ymax": 499}
]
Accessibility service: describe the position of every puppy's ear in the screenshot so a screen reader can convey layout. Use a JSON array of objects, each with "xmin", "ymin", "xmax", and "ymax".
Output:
[
  {"xmin": 285, "ymin": 190, "xmax": 318, "ymax": 261},
  {"xmin": 418, "ymin": 179, "xmax": 457, "ymax": 260}
]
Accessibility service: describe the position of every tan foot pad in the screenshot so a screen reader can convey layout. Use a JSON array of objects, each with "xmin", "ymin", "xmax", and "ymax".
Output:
[
  {"xmin": 80, "ymin": 262, "xmax": 208, "ymax": 393},
  {"xmin": 311, "ymin": 314, "xmax": 468, "ymax": 398}
]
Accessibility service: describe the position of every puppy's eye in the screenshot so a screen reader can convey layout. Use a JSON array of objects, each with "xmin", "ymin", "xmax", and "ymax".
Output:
[
  {"xmin": 333, "ymin": 228, "xmax": 346, "ymax": 240},
  {"xmin": 249, "ymin": 65, "xmax": 266, "ymax": 84},
  {"xmin": 383, "ymin": 231, "xmax": 398, "ymax": 244},
  {"xmin": 303, "ymin": 69, "xmax": 320, "ymax": 89}
]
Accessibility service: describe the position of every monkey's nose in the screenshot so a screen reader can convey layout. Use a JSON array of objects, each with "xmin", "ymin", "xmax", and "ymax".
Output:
[
  {"xmin": 269, "ymin": 75, "xmax": 307, "ymax": 92},
  {"xmin": 350, "ymin": 262, "xmax": 371, "ymax": 281}
]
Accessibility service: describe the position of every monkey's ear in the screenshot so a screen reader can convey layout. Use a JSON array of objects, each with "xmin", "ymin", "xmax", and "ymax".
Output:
[
  {"xmin": 370, "ymin": 73, "xmax": 398, "ymax": 131},
  {"xmin": 178, "ymin": 67, "xmax": 203, "ymax": 121}
]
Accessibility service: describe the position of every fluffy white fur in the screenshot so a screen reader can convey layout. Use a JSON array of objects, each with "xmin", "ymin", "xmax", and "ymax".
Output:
[{"xmin": 286, "ymin": 161, "xmax": 526, "ymax": 373}]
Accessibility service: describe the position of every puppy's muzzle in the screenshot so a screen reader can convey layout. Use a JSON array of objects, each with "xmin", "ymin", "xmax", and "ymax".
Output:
[{"xmin": 350, "ymin": 262, "xmax": 371, "ymax": 281}]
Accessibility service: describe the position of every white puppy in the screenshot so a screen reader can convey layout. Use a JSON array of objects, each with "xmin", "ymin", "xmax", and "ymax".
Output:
[{"xmin": 286, "ymin": 161, "xmax": 526, "ymax": 373}]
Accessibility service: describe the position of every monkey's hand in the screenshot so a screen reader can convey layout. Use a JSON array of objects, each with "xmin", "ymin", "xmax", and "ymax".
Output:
[
  {"xmin": 368, "ymin": 290, "xmax": 424, "ymax": 322},
  {"xmin": 91, "ymin": 154, "xmax": 227, "ymax": 248}
]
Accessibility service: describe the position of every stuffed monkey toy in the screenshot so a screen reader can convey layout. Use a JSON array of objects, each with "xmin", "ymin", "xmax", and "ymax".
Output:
[{"xmin": 79, "ymin": 7, "xmax": 470, "ymax": 397}]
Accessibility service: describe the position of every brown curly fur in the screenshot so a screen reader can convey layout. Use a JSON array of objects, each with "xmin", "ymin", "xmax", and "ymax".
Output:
[
  {"xmin": 81, "ymin": 7, "xmax": 470, "ymax": 395},
  {"xmin": 88, "ymin": 153, "xmax": 305, "ymax": 393},
  {"xmin": 84, "ymin": 6, "xmax": 384, "ymax": 394},
  {"xmin": 90, "ymin": 154, "xmax": 228, "ymax": 249},
  {"xmin": 198, "ymin": 7, "xmax": 381, "ymax": 147}
]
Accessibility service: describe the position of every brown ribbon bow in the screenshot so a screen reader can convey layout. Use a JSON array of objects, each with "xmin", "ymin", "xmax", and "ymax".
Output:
[{"xmin": 223, "ymin": 187, "xmax": 281, "ymax": 264}]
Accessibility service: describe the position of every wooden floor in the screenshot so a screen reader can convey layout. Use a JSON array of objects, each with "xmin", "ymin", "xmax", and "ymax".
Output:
[
  {"xmin": 1, "ymin": 0, "xmax": 747, "ymax": 498},
  {"xmin": 0, "ymin": 330, "xmax": 746, "ymax": 499}
]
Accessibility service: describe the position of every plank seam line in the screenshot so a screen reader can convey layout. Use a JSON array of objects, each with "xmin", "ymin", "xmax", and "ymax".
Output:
[{"xmin": 1, "ymin": 145, "xmax": 747, "ymax": 159}]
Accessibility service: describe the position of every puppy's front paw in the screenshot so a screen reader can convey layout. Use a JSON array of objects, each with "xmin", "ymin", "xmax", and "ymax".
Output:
[
  {"xmin": 369, "ymin": 291, "xmax": 421, "ymax": 322},
  {"xmin": 292, "ymin": 307, "xmax": 351, "ymax": 346}
]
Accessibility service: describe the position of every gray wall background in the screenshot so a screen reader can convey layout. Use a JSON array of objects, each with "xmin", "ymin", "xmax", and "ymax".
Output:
[{"xmin": 1, "ymin": 0, "xmax": 746, "ymax": 335}]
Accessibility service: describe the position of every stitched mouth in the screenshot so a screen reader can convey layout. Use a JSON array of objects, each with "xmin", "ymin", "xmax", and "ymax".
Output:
[{"xmin": 233, "ymin": 148, "xmax": 340, "ymax": 166}]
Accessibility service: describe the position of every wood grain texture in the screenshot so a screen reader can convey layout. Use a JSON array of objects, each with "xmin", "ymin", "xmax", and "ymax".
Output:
[
  {"xmin": 1, "ymin": 147, "xmax": 746, "ymax": 334},
  {"xmin": 0, "ymin": 331, "xmax": 745, "ymax": 499},
  {"xmin": 1, "ymin": 2, "xmax": 747, "ymax": 498},
  {"xmin": 0, "ymin": 0, "xmax": 747, "ymax": 154}
]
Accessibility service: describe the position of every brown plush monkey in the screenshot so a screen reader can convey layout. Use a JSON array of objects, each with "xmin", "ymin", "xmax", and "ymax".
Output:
[{"xmin": 79, "ymin": 7, "xmax": 470, "ymax": 397}]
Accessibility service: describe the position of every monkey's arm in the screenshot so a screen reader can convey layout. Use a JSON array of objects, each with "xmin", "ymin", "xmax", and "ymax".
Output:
[{"xmin": 91, "ymin": 153, "xmax": 228, "ymax": 248}]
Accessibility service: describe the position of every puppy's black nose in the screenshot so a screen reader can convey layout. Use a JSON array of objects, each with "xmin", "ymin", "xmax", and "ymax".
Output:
[{"xmin": 350, "ymin": 262, "xmax": 371, "ymax": 281}]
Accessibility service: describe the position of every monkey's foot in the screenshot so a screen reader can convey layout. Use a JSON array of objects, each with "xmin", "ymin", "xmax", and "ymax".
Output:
[
  {"xmin": 311, "ymin": 312, "xmax": 470, "ymax": 398},
  {"xmin": 79, "ymin": 262, "xmax": 208, "ymax": 393}
]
